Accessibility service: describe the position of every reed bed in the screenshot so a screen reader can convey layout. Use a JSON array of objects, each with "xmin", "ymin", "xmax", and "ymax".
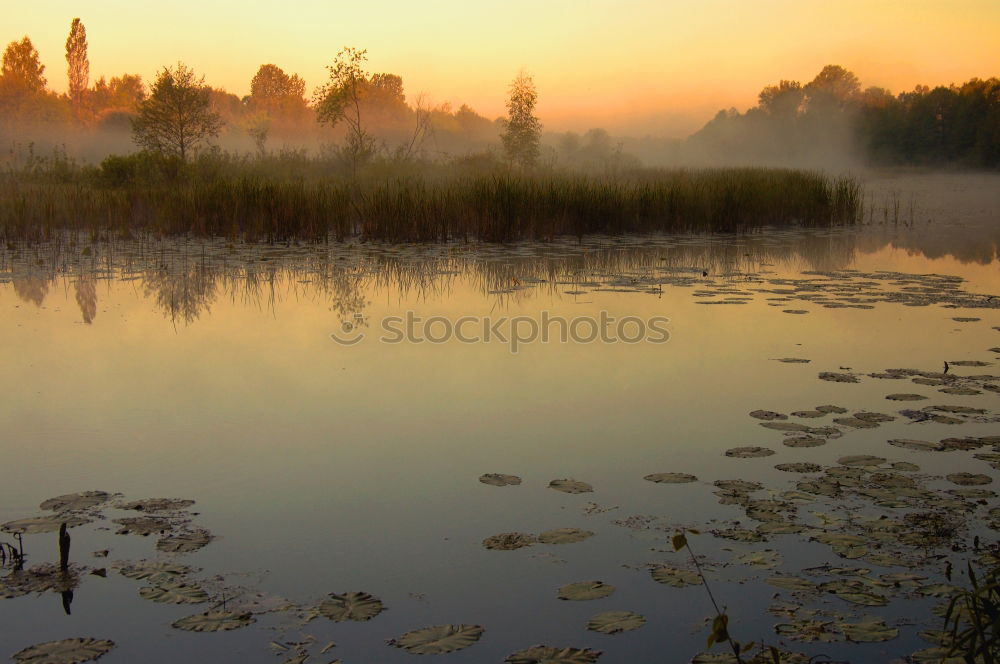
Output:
[{"xmin": 0, "ymin": 155, "xmax": 861, "ymax": 243}]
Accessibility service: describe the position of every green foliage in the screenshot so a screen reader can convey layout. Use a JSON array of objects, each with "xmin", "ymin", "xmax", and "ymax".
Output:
[
  {"xmin": 1, "ymin": 36, "xmax": 46, "ymax": 93},
  {"xmin": 501, "ymin": 71, "xmax": 542, "ymax": 169},
  {"xmin": 131, "ymin": 63, "xmax": 222, "ymax": 161},
  {"xmin": 943, "ymin": 559, "xmax": 1000, "ymax": 662},
  {"xmin": 313, "ymin": 47, "xmax": 377, "ymax": 170}
]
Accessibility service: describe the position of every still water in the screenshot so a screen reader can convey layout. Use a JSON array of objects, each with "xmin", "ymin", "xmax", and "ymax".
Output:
[{"xmin": 1, "ymin": 174, "xmax": 999, "ymax": 663}]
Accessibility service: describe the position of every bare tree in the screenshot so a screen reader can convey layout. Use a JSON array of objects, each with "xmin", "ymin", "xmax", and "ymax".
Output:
[
  {"xmin": 131, "ymin": 63, "xmax": 222, "ymax": 161},
  {"xmin": 65, "ymin": 18, "xmax": 89, "ymax": 120}
]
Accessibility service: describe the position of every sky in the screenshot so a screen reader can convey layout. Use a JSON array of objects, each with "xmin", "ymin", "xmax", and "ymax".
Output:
[{"xmin": 4, "ymin": 0, "xmax": 999, "ymax": 137}]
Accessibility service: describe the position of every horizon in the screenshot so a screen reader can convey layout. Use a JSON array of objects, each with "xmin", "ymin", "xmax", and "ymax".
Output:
[{"xmin": 4, "ymin": 0, "xmax": 999, "ymax": 137}]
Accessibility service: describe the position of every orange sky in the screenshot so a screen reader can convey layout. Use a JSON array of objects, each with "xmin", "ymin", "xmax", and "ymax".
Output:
[{"xmin": 5, "ymin": 1, "xmax": 999, "ymax": 136}]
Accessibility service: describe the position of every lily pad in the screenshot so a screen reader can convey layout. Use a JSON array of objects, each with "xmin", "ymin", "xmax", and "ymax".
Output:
[
  {"xmin": 735, "ymin": 549, "xmax": 782, "ymax": 569},
  {"xmin": 549, "ymin": 479, "xmax": 593, "ymax": 494},
  {"xmin": 2, "ymin": 515, "xmax": 90, "ymax": 534},
  {"xmin": 886, "ymin": 394, "xmax": 927, "ymax": 401},
  {"xmin": 815, "ymin": 405, "xmax": 848, "ymax": 414},
  {"xmin": 479, "ymin": 473, "xmax": 522, "ymax": 487},
  {"xmin": 40, "ymin": 491, "xmax": 110, "ymax": 512},
  {"xmin": 389, "ymin": 624, "xmax": 484, "ymax": 655},
  {"xmin": 114, "ymin": 516, "xmax": 175, "ymax": 536},
  {"xmin": 483, "ymin": 532, "xmax": 537, "ymax": 550},
  {"xmin": 819, "ymin": 372, "xmax": 859, "ymax": 383},
  {"xmin": 538, "ymin": 528, "xmax": 594, "ymax": 545},
  {"xmin": 318, "ymin": 591, "xmax": 384, "ymax": 622},
  {"xmin": 650, "ymin": 566, "xmax": 700, "ymax": 587},
  {"xmin": 558, "ymin": 580, "xmax": 615, "ymax": 601},
  {"xmin": 120, "ymin": 498, "xmax": 195, "ymax": 512},
  {"xmin": 643, "ymin": 473, "xmax": 698, "ymax": 484},
  {"xmin": 750, "ymin": 410, "xmax": 787, "ymax": 421},
  {"xmin": 505, "ymin": 646, "xmax": 602, "ymax": 663},
  {"xmin": 172, "ymin": 611, "xmax": 255, "ymax": 632},
  {"xmin": 725, "ymin": 446, "xmax": 775, "ymax": 458},
  {"xmin": 775, "ymin": 463, "xmax": 821, "ymax": 473},
  {"xmin": 947, "ymin": 472, "xmax": 992, "ymax": 486},
  {"xmin": 586, "ymin": 611, "xmax": 645, "ymax": 634},
  {"xmin": 156, "ymin": 528, "xmax": 212, "ymax": 553},
  {"xmin": 117, "ymin": 561, "xmax": 196, "ymax": 583},
  {"xmin": 888, "ymin": 439, "xmax": 943, "ymax": 452},
  {"xmin": 713, "ymin": 480, "xmax": 762, "ymax": 492},
  {"xmin": 783, "ymin": 436, "xmax": 826, "ymax": 448},
  {"xmin": 775, "ymin": 619, "xmax": 844, "ymax": 642},
  {"xmin": 12, "ymin": 638, "xmax": 115, "ymax": 664},
  {"xmin": 837, "ymin": 455, "xmax": 886, "ymax": 467},
  {"xmin": 138, "ymin": 581, "xmax": 208, "ymax": 604},
  {"xmin": 760, "ymin": 421, "xmax": 810, "ymax": 432}
]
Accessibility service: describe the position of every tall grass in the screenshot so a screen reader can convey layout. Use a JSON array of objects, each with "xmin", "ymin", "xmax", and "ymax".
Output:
[{"xmin": 0, "ymin": 150, "xmax": 862, "ymax": 243}]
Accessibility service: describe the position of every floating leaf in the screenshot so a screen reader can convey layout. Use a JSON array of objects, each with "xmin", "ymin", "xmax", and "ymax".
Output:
[
  {"xmin": 479, "ymin": 473, "xmax": 522, "ymax": 487},
  {"xmin": 650, "ymin": 566, "xmax": 700, "ymax": 587},
  {"xmin": 837, "ymin": 455, "xmax": 886, "ymax": 467},
  {"xmin": 643, "ymin": 473, "xmax": 698, "ymax": 484},
  {"xmin": 760, "ymin": 422, "xmax": 810, "ymax": 432},
  {"xmin": 538, "ymin": 528, "xmax": 594, "ymax": 545},
  {"xmin": 120, "ymin": 498, "xmax": 195, "ymax": 512},
  {"xmin": 586, "ymin": 611, "xmax": 645, "ymax": 634},
  {"xmin": 483, "ymin": 532, "xmax": 537, "ymax": 550},
  {"xmin": 505, "ymin": 646, "xmax": 602, "ymax": 663},
  {"xmin": 114, "ymin": 516, "xmax": 176, "ymax": 536},
  {"xmin": 735, "ymin": 549, "xmax": 782, "ymax": 569},
  {"xmin": 773, "ymin": 358, "xmax": 811, "ymax": 363},
  {"xmin": 117, "ymin": 560, "xmax": 196, "ymax": 583},
  {"xmin": 549, "ymin": 479, "xmax": 593, "ymax": 494},
  {"xmin": 838, "ymin": 618, "xmax": 898, "ymax": 642},
  {"xmin": 766, "ymin": 576, "xmax": 817, "ymax": 592},
  {"xmin": 775, "ymin": 463, "xmax": 821, "ymax": 473},
  {"xmin": 172, "ymin": 611, "xmax": 255, "ymax": 632},
  {"xmin": 775, "ymin": 619, "xmax": 844, "ymax": 642},
  {"xmin": 816, "ymin": 405, "xmax": 848, "ymax": 414},
  {"xmin": 749, "ymin": 410, "xmax": 787, "ymax": 421},
  {"xmin": 39, "ymin": 491, "xmax": 110, "ymax": 512},
  {"xmin": 783, "ymin": 436, "xmax": 827, "ymax": 448},
  {"xmin": 138, "ymin": 581, "xmax": 208, "ymax": 604},
  {"xmin": 713, "ymin": 480, "xmax": 762, "ymax": 492},
  {"xmin": 947, "ymin": 473, "xmax": 992, "ymax": 486},
  {"xmin": 156, "ymin": 528, "xmax": 212, "ymax": 553},
  {"xmin": 2, "ymin": 515, "xmax": 90, "ymax": 534},
  {"xmin": 886, "ymin": 394, "xmax": 927, "ymax": 401},
  {"xmin": 389, "ymin": 624, "xmax": 484, "ymax": 655},
  {"xmin": 819, "ymin": 372, "xmax": 859, "ymax": 383},
  {"xmin": 12, "ymin": 638, "xmax": 115, "ymax": 664},
  {"xmin": 888, "ymin": 439, "xmax": 943, "ymax": 452},
  {"xmin": 558, "ymin": 581, "xmax": 615, "ymax": 601},
  {"xmin": 319, "ymin": 591, "xmax": 384, "ymax": 621},
  {"xmin": 725, "ymin": 446, "xmax": 775, "ymax": 458}
]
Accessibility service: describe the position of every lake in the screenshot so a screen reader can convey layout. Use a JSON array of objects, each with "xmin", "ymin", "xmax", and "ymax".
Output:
[{"xmin": 2, "ymin": 173, "xmax": 999, "ymax": 664}]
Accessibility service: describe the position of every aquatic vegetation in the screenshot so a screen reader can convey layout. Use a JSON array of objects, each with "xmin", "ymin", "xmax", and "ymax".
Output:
[
  {"xmin": 318, "ymin": 591, "xmax": 384, "ymax": 621},
  {"xmin": 586, "ymin": 611, "xmax": 646, "ymax": 634},
  {"xmin": 171, "ymin": 610, "xmax": 255, "ymax": 632},
  {"xmin": 557, "ymin": 580, "xmax": 615, "ymax": 601},
  {"xmin": 388, "ymin": 624, "xmax": 484, "ymax": 654},
  {"xmin": 643, "ymin": 472, "xmax": 698, "ymax": 484},
  {"xmin": 504, "ymin": 645, "xmax": 602, "ymax": 663},
  {"xmin": 2, "ymin": 516, "xmax": 90, "ymax": 534},
  {"xmin": 538, "ymin": 528, "xmax": 594, "ymax": 544},
  {"xmin": 548, "ymin": 479, "xmax": 593, "ymax": 494},
  {"xmin": 138, "ymin": 581, "xmax": 209, "ymax": 604},
  {"xmin": 39, "ymin": 492, "xmax": 111, "ymax": 512},
  {"xmin": 12, "ymin": 638, "xmax": 115, "ymax": 664},
  {"xmin": 119, "ymin": 498, "xmax": 195, "ymax": 512},
  {"xmin": 724, "ymin": 446, "xmax": 775, "ymax": 458},
  {"xmin": 483, "ymin": 532, "xmax": 538, "ymax": 550},
  {"xmin": 479, "ymin": 473, "xmax": 522, "ymax": 486}
]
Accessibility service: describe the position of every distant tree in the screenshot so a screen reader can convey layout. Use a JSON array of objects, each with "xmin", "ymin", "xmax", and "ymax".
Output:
[
  {"xmin": 250, "ymin": 64, "xmax": 306, "ymax": 109},
  {"xmin": 500, "ymin": 70, "xmax": 541, "ymax": 168},
  {"xmin": 131, "ymin": 63, "xmax": 222, "ymax": 161},
  {"xmin": 758, "ymin": 80, "xmax": 803, "ymax": 119},
  {"xmin": 65, "ymin": 18, "xmax": 89, "ymax": 120},
  {"xmin": 1, "ymin": 36, "xmax": 47, "ymax": 93},
  {"xmin": 804, "ymin": 65, "xmax": 861, "ymax": 111},
  {"xmin": 313, "ymin": 47, "xmax": 377, "ymax": 170}
]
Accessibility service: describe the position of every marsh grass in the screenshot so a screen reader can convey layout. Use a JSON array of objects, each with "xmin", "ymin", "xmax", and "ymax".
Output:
[{"xmin": 0, "ymin": 151, "xmax": 862, "ymax": 243}]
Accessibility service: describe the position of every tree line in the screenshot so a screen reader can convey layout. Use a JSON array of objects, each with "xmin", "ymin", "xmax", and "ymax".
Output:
[
  {"xmin": 691, "ymin": 65, "xmax": 999, "ymax": 168},
  {"xmin": 1, "ymin": 19, "xmax": 997, "ymax": 170}
]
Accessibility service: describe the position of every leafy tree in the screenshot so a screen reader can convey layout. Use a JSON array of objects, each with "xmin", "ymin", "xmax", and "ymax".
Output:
[
  {"xmin": 804, "ymin": 65, "xmax": 861, "ymax": 111},
  {"xmin": 131, "ymin": 63, "xmax": 222, "ymax": 161},
  {"xmin": 93, "ymin": 74, "xmax": 145, "ymax": 112},
  {"xmin": 500, "ymin": 70, "xmax": 541, "ymax": 168},
  {"xmin": 758, "ymin": 80, "xmax": 803, "ymax": 119},
  {"xmin": 1, "ymin": 36, "xmax": 46, "ymax": 93},
  {"xmin": 313, "ymin": 47, "xmax": 377, "ymax": 170},
  {"xmin": 65, "ymin": 18, "xmax": 89, "ymax": 120}
]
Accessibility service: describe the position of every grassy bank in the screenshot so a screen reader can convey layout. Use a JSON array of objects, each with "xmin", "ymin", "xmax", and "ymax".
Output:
[{"xmin": 0, "ymin": 152, "xmax": 862, "ymax": 242}]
